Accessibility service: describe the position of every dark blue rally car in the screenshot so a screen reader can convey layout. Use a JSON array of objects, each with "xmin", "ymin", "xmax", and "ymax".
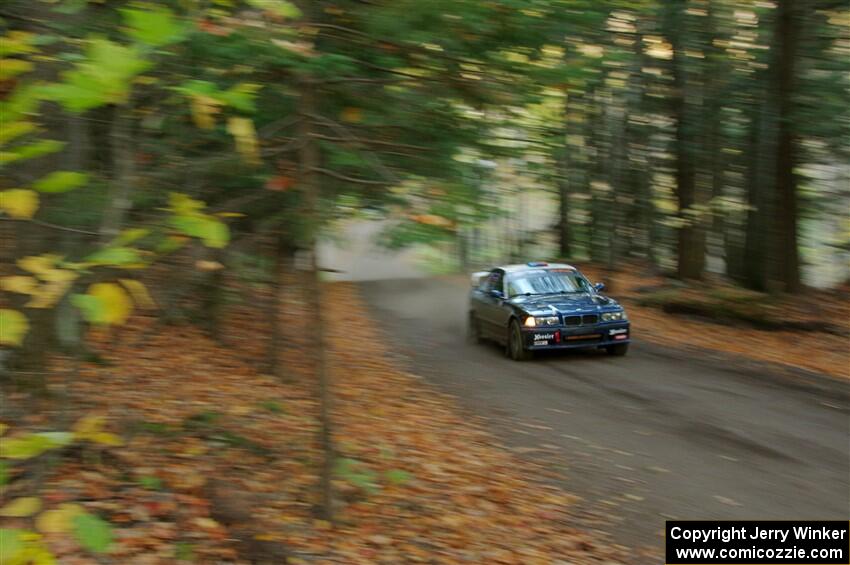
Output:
[{"xmin": 468, "ymin": 262, "xmax": 630, "ymax": 361}]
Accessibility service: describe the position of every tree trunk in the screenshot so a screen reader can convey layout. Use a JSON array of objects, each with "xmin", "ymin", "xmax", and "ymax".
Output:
[
  {"xmin": 555, "ymin": 96, "xmax": 571, "ymax": 259},
  {"xmin": 100, "ymin": 104, "xmax": 135, "ymax": 244},
  {"xmin": 771, "ymin": 0, "xmax": 802, "ymax": 291},
  {"xmin": 297, "ymin": 79, "xmax": 334, "ymax": 522},
  {"xmin": 666, "ymin": 0, "xmax": 705, "ymax": 280},
  {"xmin": 742, "ymin": 102, "xmax": 774, "ymax": 291},
  {"xmin": 268, "ymin": 233, "xmax": 296, "ymax": 380}
]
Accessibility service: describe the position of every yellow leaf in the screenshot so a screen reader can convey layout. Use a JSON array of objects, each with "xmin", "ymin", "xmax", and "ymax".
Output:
[
  {"xmin": 0, "ymin": 120, "xmax": 36, "ymax": 146},
  {"xmin": 1, "ymin": 275, "xmax": 38, "ymax": 294},
  {"xmin": 226, "ymin": 116, "xmax": 260, "ymax": 165},
  {"xmin": 72, "ymin": 415, "xmax": 122, "ymax": 446},
  {"xmin": 0, "ymin": 309, "xmax": 29, "ymax": 346},
  {"xmin": 191, "ymin": 95, "xmax": 221, "ymax": 129},
  {"xmin": 88, "ymin": 283, "xmax": 132, "ymax": 325},
  {"xmin": 91, "ymin": 432, "xmax": 123, "ymax": 446},
  {"xmin": 39, "ymin": 268, "xmax": 78, "ymax": 283},
  {"xmin": 118, "ymin": 279, "xmax": 156, "ymax": 309},
  {"xmin": 25, "ymin": 279, "xmax": 72, "ymax": 309},
  {"xmin": 72, "ymin": 414, "xmax": 105, "ymax": 438},
  {"xmin": 35, "ymin": 503, "xmax": 84, "ymax": 534},
  {"xmin": 0, "ymin": 496, "xmax": 42, "ymax": 517},
  {"xmin": 0, "ymin": 189, "xmax": 39, "ymax": 219},
  {"xmin": 0, "ymin": 59, "xmax": 34, "ymax": 80},
  {"xmin": 0, "ymin": 423, "xmax": 7, "ymax": 435},
  {"xmin": 17, "ymin": 254, "xmax": 61, "ymax": 276}
]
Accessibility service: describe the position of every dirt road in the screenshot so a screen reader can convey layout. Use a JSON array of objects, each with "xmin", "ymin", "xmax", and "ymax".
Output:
[{"xmin": 359, "ymin": 277, "xmax": 850, "ymax": 552}]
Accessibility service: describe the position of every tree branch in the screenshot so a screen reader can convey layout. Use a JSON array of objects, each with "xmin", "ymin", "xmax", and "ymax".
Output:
[
  {"xmin": 2, "ymin": 217, "xmax": 99, "ymax": 236},
  {"xmin": 309, "ymin": 167, "xmax": 390, "ymax": 186}
]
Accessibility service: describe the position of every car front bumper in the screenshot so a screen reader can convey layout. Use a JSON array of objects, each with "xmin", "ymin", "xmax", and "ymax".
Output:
[{"xmin": 522, "ymin": 322, "xmax": 631, "ymax": 350}]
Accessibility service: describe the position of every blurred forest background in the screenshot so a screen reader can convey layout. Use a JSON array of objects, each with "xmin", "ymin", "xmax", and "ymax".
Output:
[
  {"xmin": 2, "ymin": 0, "xmax": 849, "ymax": 364},
  {"xmin": 1, "ymin": 0, "xmax": 849, "ymax": 561}
]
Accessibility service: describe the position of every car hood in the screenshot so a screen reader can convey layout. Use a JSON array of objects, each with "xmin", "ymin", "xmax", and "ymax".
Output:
[{"xmin": 509, "ymin": 292, "xmax": 619, "ymax": 315}]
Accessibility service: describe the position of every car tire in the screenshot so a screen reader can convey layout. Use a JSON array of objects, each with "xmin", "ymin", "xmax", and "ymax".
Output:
[
  {"xmin": 467, "ymin": 313, "xmax": 484, "ymax": 344},
  {"xmin": 605, "ymin": 343, "xmax": 629, "ymax": 356},
  {"xmin": 507, "ymin": 319, "xmax": 532, "ymax": 361}
]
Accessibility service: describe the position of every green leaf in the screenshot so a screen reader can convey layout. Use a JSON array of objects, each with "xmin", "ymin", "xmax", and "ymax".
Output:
[
  {"xmin": 71, "ymin": 293, "xmax": 104, "ymax": 325},
  {"xmin": 72, "ymin": 512, "xmax": 113, "ymax": 554},
  {"xmin": 246, "ymin": 0, "xmax": 302, "ymax": 18},
  {"xmin": 0, "ymin": 529, "xmax": 25, "ymax": 561},
  {"xmin": 385, "ymin": 469, "xmax": 411, "ymax": 485},
  {"xmin": 121, "ymin": 5, "xmax": 185, "ymax": 47},
  {"xmin": 175, "ymin": 541, "xmax": 195, "ymax": 561},
  {"xmin": 45, "ymin": 39, "xmax": 152, "ymax": 112},
  {"xmin": 0, "ymin": 139, "xmax": 64, "ymax": 166},
  {"xmin": 84, "ymin": 246, "xmax": 142, "ymax": 266},
  {"xmin": 170, "ymin": 216, "xmax": 229, "ymax": 248},
  {"xmin": 34, "ymin": 432, "xmax": 73, "ymax": 447},
  {"xmin": 219, "ymin": 83, "xmax": 261, "ymax": 113},
  {"xmin": 138, "ymin": 476, "xmax": 162, "ymax": 490},
  {"xmin": 0, "ymin": 462, "xmax": 8, "ymax": 486},
  {"xmin": 0, "ymin": 433, "xmax": 64, "ymax": 459},
  {"xmin": 32, "ymin": 171, "xmax": 88, "ymax": 193},
  {"xmin": 113, "ymin": 228, "xmax": 149, "ymax": 246},
  {"xmin": 40, "ymin": 81, "xmax": 105, "ymax": 113}
]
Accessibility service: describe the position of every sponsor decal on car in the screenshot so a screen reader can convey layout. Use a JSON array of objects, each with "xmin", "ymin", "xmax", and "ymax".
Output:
[
  {"xmin": 533, "ymin": 331, "xmax": 557, "ymax": 346},
  {"xmin": 609, "ymin": 328, "xmax": 628, "ymax": 336}
]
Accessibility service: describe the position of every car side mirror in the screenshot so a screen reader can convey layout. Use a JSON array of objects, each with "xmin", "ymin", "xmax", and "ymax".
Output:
[
  {"xmin": 489, "ymin": 289, "xmax": 505, "ymax": 300},
  {"xmin": 593, "ymin": 282, "xmax": 605, "ymax": 292},
  {"xmin": 470, "ymin": 271, "xmax": 489, "ymax": 288}
]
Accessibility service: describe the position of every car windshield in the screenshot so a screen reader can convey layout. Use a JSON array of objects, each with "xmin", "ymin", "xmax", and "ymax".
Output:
[{"xmin": 506, "ymin": 269, "xmax": 591, "ymax": 297}]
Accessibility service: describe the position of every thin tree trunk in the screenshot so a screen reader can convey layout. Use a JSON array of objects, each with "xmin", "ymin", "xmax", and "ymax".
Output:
[
  {"xmin": 556, "ymin": 95, "xmax": 571, "ymax": 259},
  {"xmin": 297, "ymin": 79, "xmax": 334, "ymax": 522},
  {"xmin": 268, "ymin": 233, "xmax": 295, "ymax": 380},
  {"xmin": 100, "ymin": 104, "xmax": 135, "ymax": 244}
]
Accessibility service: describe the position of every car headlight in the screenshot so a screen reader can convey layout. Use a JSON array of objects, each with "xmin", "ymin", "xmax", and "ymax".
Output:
[
  {"xmin": 601, "ymin": 311, "xmax": 627, "ymax": 322},
  {"xmin": 525, "ymin": 316, "xmax": 559, "ymax": 327}
]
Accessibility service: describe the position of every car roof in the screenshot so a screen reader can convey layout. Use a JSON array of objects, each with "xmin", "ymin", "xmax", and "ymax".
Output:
[{"xmin": 497, "ymin": 263, "xmax": 577, "ymax": 274}]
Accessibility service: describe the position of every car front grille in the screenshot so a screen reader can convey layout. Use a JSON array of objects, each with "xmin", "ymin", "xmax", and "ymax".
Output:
[{"xmin": 563, "ymin": 314, "xmax": 598, "ymax": 326}]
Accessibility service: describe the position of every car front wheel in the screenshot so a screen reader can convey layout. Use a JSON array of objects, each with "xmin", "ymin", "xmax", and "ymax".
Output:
[{"xmin": 507, "ymin": 319, "xmax": 532, "ymax": 361}]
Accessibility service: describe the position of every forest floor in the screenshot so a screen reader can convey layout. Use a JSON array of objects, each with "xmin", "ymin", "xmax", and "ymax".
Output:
[
  {"xmin": 1, "ymin": 281, "xmax": 629, "ymax": 564},
  {"xmin": 577, "ymin": 264, "xmax": 850, "ymax": 380},
  {"xmin": 3, "ymin": 267, "xmax": 846, "ymax": 564}
]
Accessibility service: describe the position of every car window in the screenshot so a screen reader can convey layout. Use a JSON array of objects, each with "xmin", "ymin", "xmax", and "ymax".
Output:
[
  {"xmin": 484, "ymin": 270, "xmax": 503, "ymax": 293},
  {"xmin": 507, "ymin": 269, "xmax": 590, "ymax": 297}
]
